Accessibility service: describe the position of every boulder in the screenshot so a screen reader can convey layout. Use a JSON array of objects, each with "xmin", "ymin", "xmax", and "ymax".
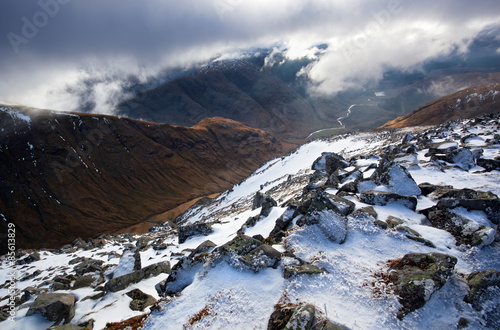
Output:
[
  {"xmin": 372, "ymin": 159, "xmax": 421, "ymax": 196},
  {"xmin": 72, "ymin": 274, "xmax": 104, "ymax": 290},
  {"xmin": 268, "ymin": 208, "xmax": 296, "ymax": 243},
  {"xmin": 443, "ymin": 148, "xmax": 476, "ymax": 170},
  {"xmin": 285, "ymin": 304, "xmax": 315, "ymax": 330},
  {"xmin": 464, "ymin": 270, "xmax": 500, "ymax": 328},
  {"xmin": 360, "ymin": 190, "xmax": 417, "ymax": 211},
  {"xmin": 283, "ymin": 263, "xmax": 328, "ymax": 279},
  {"xmin": 188, "ymin": 240, "xmax": 217, "ymax": 258},
  {"xmin": 387, "ymin": 253, "xmax": 457, "ymax": 319},
  {"xmin": 217, "ymin": 235, "xmax": 263, "ymax": 256},
  {"xmin": 426, "ymin": 209, "xmax": 495, "ymax": 247},
  {"xmin": 26, "ymin": 293, "xmax": 76, "ymax": 325},
  {"xmin": 105, "ymin": 261, "xmax": 171, "ymax": 292},
  {"xmin": 312, "ymin": 152, "xmax": 349, "ymax": 174},
  {"xmin": 73, "ymin": 259, "xmax": 104, "ymax": 275},
  {"xmin": 324, "ymin": 194, "xmax": 356, "ymax": 216},
  {"xmin": 239, "ymin": 244, "xmax": 281, "ymax": 272},
  {"xmin": 126, "ymin": 289, "xmax": 156, "ymax": 311},
  {"xmin": 435, "ymin": 198, "xmax": 500, "ymax": 224},
  {"xmin": 178, "ymin": 223, "xmax": 214, "ymax": 244},
  {"xmin": 160, "ymin": 256, "xmax": 205, "ymax": 295},
  {"xmin": 477, "ymin": 158, "xmax": 500, "ymax": 171},
  {"xmin": 302, "ymin": 209, "xmax": 348, "ymax": 244}
]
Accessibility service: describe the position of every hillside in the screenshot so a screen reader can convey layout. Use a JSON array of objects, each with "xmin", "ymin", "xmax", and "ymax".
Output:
[
  {"xmin": 2, "ymin": 113, "xmax": 499, "ymax": 329},
  {"xmin": 378, "ymin": 83, "xmax": 500, "ymax": 129},
  {"xmin": 117, "ymin": 60, "xmax": 335, "ymax": 139},
  {"xmin": 0, "ymin": 106, "xmax": 282, "ymax": 252}
]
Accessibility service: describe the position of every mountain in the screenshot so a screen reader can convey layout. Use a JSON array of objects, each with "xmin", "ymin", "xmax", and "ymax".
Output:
[
  {"xmin": 378, "ymin": 83, "xmax": 500, "ymax": 129},
  {"xmin": 117, "ymin": 60, "xmax": 337, "ymax": 140},
  {"xmin": 0, "ymin": 105, "xmax": 282, "ymax": 253},
  {"xmin": 2, "ymin": 113, "xmax": 499, "ymax": 329}
]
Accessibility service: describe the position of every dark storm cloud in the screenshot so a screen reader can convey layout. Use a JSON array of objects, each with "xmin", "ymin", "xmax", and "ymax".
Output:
[{"xmin": 0, "ymin": 0, "xmax": 499, "ymax": 112}]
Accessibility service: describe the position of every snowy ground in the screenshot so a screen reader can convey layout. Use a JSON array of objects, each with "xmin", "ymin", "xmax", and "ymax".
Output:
[{"xmin": 1, "ymin": 116, "xmax": 500, "ymax": 329}]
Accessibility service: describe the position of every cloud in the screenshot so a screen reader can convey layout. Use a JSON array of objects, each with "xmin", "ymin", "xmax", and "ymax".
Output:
[{"xmin": 0, "ymin": 0, "xmax": 499, "ymax": 113}]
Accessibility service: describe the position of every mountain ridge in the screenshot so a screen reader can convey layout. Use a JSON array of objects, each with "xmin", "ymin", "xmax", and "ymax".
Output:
[{"xmin": 0, "ymin": 105, "xmax": 282, "ymax": 253}]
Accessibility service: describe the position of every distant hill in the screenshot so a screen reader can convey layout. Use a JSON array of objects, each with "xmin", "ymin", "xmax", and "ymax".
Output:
[
  {"xmin": 0, "ymin": 106, "xmax": 282, "ymax": 252},
  {"xmin": 377, "ymin": 83, "xmax": 500, "ymax": 129}
]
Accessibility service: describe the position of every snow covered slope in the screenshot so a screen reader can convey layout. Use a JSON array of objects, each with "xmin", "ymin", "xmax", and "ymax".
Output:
[{"xmin": 1, "ymin": 114, "xmax": 500, "ymax": 329}]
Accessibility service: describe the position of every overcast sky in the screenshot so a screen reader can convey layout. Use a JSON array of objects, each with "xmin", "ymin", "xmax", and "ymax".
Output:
[{"xmin": 1, "ymin": 0, "xmax": 499, "ymax": 114}]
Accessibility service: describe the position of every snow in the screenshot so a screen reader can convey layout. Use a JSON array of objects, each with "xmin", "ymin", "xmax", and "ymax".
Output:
[{"xmin": 2, "ymin": 116, "xmax": 500, "ymax": 329}]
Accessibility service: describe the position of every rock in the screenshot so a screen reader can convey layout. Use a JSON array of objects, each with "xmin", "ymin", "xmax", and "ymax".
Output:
[
  {"xmin": 72, "ymin": 237, "xmax": 88, "ymax": 249},
  {"xmin": 373, "ymin": 160, "xmax": 421, "ymax": 196},
  {"xmin": 239, "ymin": 244, "xmax": 282, "ymax": 272},
  {"xmin": 374, "ymin": 220, "xmax": 388, "ymax": 230},
  {"xmin": 435, "ymin": 198, "xmax": 500, "ymax": 224},
  {"xmin": 324, "ymin": 194, "xmax": 356, "ymax": 216},
  {"xmin": 294, "ymin": 190, "xmax": 342, "ymax": 216},
  {"xmin": 360, "ymin": 190, "xmax": 417, "ymax": 211},
  {"xmin": 426, "ymin": 209, "xmax": 495, "ymax": 247},
  {"xmin": 16, "ymin": 252, "xmax": 41, "ymax": 265},
  {"xmin": 217, "ymin": 235, "xmax": 263, "ymax": 256},
  {"xmin": 443, "ymin": 148, "xmax": 476, "ymax": 170},
  {"xmin": 352, "ymin": 206, "xmax": 378, "ymax": 219},
  {"xmin": 464, "ymin": 270, "xmax": 500, "ymax": 329},
  {"xmin": 73, "ymin": 259, "xmax": 104, "ymax": 275},
  {"xmin": 418, "ymin": 183, "xmax": 454, "ymax": 196},
  {"xmin": 386, "ymin": 216, "xmax": 403, "ymax": 229},
  {"xmin": 48, "ymin": 319, "xmax": 94, "ymax": 330},
  {"xmin": 406, "ymin": 235, "xmax": 436, "ymax": 248},
  {"xmin": 72, "ymin": 275, "xmax": 104, "ymax": 290},
  {"xmin": 160, "ymin": 256, "xmax": 205, "ymax": 295},
  {"xmin": 477, "ymin": 158, "xmax": 500, "ymax": 171},
  {"xmin": 178, "ymin": 223, "xmax": 214, "ymax": 244},
  {"xmin": 26, "ymin": 293, "xmax": 76, "ymax": 325},
  {"xmin": 303, "ymin": 209, "xmax": 348, "ymax": 244},
  {"xmin": 312, "ymin": 152, "xmax": 349, "ymax": 174},
  {"xmin": 52, "ymin": 282, "xmax": 71, "ymax": 291},
  {"xmin": 260, "ymin": 194, "xmax": 278, "ymax": 217},
  {"xmin": 285, "ymin": 304, "xmax": 315, "ymax": 330},
  {"xmin": 268, "ymin": 304, "xmax": 296, "ymax": 330},
  {"xmin": 135, "ymin": 237, "xmax": 150, "ymax": 251},
  {"xmin": 388, "ymin": 253, "xmax": 457, "ymax": 319},
  {"xmin": 188, "ymin": 240, "xmax": 217, "ymax": 258},
  {"xmin": 426, "ymin": 141, "xmax": 458, "ymax": 156},
  {"xmin": 126, "ymin": 289, "xmax": 156, "ymax": 311},
  {"xmin": 269, "ymin": 207, "xmax": 296, "ymax": 243},
  {"xmin": 283, "ymin": 263, "xmax": 328, "ymax": 279},
  {"xmin": 105, "ymin": 261, "xmax": 171, "ymax": 292},
  {"xmin": 337, "ymin": 181, "xmax": 358, "ymax": 194}
]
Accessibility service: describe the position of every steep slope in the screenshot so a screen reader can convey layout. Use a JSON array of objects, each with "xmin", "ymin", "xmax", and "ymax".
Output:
[
  {"xmin": 378, "ymin": 83, "xmax": 500, "ymax": 129},
  {"xmin": 117, "ymin": 60, "xmax": 337, "ymax": 139},
  {"xmin": 2, "ymin": 113, "xmax": 499, "ymax": 329},
  {"xmin": 0, "ymin": 105, "xmax": 282, "ymax": 252}
]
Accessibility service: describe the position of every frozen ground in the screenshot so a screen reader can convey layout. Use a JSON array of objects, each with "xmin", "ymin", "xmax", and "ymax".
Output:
[{"xmin": 1, "ymin": 116, "xmax": 500, "ymax": 329}]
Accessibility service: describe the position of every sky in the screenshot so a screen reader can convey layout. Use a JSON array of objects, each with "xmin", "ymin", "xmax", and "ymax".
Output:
[{"xmin": 0, "ymin": 0, "xmax": 499, "ymax": 114}]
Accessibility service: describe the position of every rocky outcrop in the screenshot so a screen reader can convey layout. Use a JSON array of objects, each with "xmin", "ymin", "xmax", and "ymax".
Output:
[
  {"xmin": 178, "ymin": 223, "xmax": 214, "ymax": 244},
  {"xmin": 26, "ymin": 293, "xmax": 76, "ymax": 325},
  {"xmin": 425, "ymin": 209, "xmax": 495, "ymax": 247},
  {"xmin": 360, "ymin": 190, "xmax": 417, "ymax": 211},
  {"xmin": 105, "ymin": 261, "xmax": 171, "ymax": 292},
  {"xmin": 387, "ymin": 253, "xmax": 457, "ymax": 319}
]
